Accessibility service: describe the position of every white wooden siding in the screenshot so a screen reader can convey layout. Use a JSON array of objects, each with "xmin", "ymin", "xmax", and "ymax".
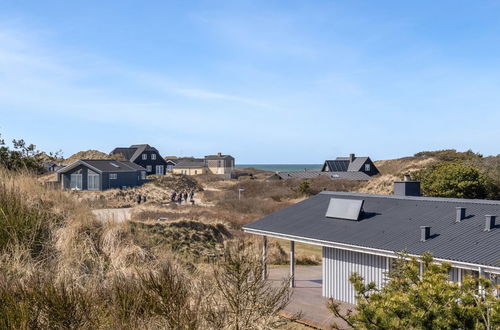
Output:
[
  {"xmin": 322, "ymin": 246, "xmax": 471, "ymax": 304},
  {"xmin": 323, "ymin": 247, "xmax": 389, "ymax": 304}
]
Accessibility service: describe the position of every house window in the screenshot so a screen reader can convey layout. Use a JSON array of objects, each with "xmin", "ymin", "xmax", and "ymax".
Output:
[
  {"xmin": 110, "ymin": 173, "xmax": 117, "ymax": 180},
  {"xmin": 151, "ymin": 153, "xmax": 156, "ymax": 160},
  {"xmin": 88, "ymin": 170, "xmax": 100, "ymax": 190},
  {"xmin": 141, "ymin": 171, "xmax": 146, "ymax": 180},
  {"xmin": 364, "ymin": 164, "xmax": 371, "ymax": 172},
  {"xmin": 194, "ymin": 170, "xmax": 197, "ymax": 174},
  {"xmin": 142, "ymin": 154, "xmax": 147, "ymax": 160},
  {"xmin": 146, "ymin": 165, "xmax": 152, "ymax": 172},
  {"xmin": 155, "ymin": 165, "xmax": 164, "ymax": 175}
]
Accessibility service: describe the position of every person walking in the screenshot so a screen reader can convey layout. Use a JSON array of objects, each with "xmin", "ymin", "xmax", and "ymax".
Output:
[
  {"xmin": 171, "ymin": 191, "xmax": 177, "ymax": 202},
  {"xmin": 189, "ymin": 190, "xmax": 194, "ymax": 201},
  {"xmin": 177, "ymin": 193, "xmax": 182, "ymax": 204},
  {"xmin": 135, "ymin": 194, "xmax": 141, "ymax": 204},
  {"xmin": 183, "ymin": 192, "xmax": 188, "ymax": 202}
]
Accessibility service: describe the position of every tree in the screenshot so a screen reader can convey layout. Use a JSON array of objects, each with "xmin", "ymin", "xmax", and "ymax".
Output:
[
  {"xmin": 0, "ymin": 133, "xmax": 50, "ymax": 173},
  {"xmin": 203, "ymin": 240, "xmax": 294, "ymax": 329},
  {"xmin": 329, "ymin": 252, "xmax": 500, "ymax": 329},
  {"xmin": 416, "ymin": 161, "xmax": 489, "ymax": 199}
]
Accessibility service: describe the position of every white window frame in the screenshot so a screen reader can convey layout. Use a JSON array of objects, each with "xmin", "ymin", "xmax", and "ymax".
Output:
[
  {"xmin": 151, "ymin": 153, "xmax": 156, "ymax": 160},
  {"xmin": 141, "ymin": 171, "xmax": 146, "ymax": 180},
  {"xmin": 142, "ymin": 154, "xmax": 147, "ymax": 160},
  {"xmin": 146, "ymin": 165, "xmax": 152, "ymax": 172},
  {"xmin": 110, "ymin": 173, "xmax": 117, "ymax": 180},
  {"xmin": 365, "ymin": 164, "xmax": 371, "ymax": 171},
  {"xmin": 88, "ymin": 170, "xmax": 100, "ymax": 190},
  {"xmin": 155, "ymin": 165, "xmax": 164, "ymax": 175}
]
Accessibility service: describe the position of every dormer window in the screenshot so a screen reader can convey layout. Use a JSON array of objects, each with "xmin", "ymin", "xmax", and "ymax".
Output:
[
  {"xmin": 142, "ymin": 154, "xmax": 147, "ymax": 160},
  {"xmin": 365, "ymin": 164, "xmax": 370, "ymax": 172},
  {"xmin": 151, "ymin": 153, "xmax": 156, "ymax": 160}
]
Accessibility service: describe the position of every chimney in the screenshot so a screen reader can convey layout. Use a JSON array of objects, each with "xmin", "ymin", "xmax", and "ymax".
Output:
[
  {"xmin": 349, "ymin": 153, "xmax": 355, "ymax": 163},
  {"xmin": 394, "ymin": 178, "xmax": 421, "ymax": 196},
  {"xmin": 485, "ymin": 215, "xmax": 496, "ymax": 231},
  {"xmin": 456, "ymin": 207, "xmax": 466, "ymax": 222},
  {"xmin": 420, "ymin": 226, "xmax": 431, "ymax": 242},
  {"xmin": 217, "ymin": 152, "xmax": 222, "ymax": 157},
  {"xmin": 403, "ymin": 174, "xmax": 412, "ymax": 181}
]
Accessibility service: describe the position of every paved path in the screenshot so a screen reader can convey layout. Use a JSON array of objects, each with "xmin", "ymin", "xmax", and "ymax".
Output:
[
  {"xmin": 269, "ymin": 266, "xmax": 353, "ymax": 329},
  {"xmin": 92, "ymin": 208, "xmax": 131, "ymax": 222}
]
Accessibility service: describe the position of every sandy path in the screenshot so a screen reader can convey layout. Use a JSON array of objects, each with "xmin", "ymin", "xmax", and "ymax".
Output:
[{"xmin": 92, "ymin": 208, "xmax": 132, "ymax": 222}]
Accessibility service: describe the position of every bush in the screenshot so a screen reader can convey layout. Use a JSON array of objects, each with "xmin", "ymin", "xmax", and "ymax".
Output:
[
  {"xmin": 329, "ymin": 252, "xmax": 500, "ymax": 329},
  {"xmin": 416, "ymin": 161, "xmax": 490, "ymax": 199}
]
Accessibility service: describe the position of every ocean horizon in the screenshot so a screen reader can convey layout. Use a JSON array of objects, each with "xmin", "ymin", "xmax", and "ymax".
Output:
[{"xmin": 236, "ymin": 164, "xmax": 322, "ymax": 172}]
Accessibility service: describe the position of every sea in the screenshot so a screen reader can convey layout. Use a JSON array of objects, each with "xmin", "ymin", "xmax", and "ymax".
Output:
[{"xmin": 235, "ymin": 164, "xmax": 322, "ymax": 172}]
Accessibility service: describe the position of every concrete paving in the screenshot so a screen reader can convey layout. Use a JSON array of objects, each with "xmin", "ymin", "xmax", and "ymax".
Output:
[{"xmin": 269, "ymin": 266, "xmax": 353, "ymax": 329}]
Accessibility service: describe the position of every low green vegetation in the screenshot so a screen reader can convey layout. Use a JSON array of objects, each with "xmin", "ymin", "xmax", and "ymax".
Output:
[
  {"xmin": 329, "ymin": 252, "xmax": 500, "ymax": 329},
  {"xmin": 416, "ymin": 161, "xmax": 490, "ymax": 199}
]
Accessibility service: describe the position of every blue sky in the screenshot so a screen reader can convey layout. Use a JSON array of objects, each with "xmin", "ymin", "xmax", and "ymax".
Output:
[{"xmin": 1, "ymin": 1, "xmax": 499, "ymax": 163}]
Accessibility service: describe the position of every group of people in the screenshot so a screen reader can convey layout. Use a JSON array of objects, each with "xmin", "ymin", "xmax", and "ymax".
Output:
[{"xmin": 170, "ymin": 190, "xmax": 195, "ymax": 205}]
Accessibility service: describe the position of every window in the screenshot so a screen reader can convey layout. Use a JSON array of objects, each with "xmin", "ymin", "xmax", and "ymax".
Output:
[
  {"xmin": 194, "ymin": 170, "xmax": 197, "ymax": 174},
  {"xmin": 88, "ymin": 170, "xmax": 100, "ymax": 190},
  {"xmin": 146, "ymin": 165, "xmax": 152, "ymax": 172},
  {"xmin": 142, "ymin": 154, "xmax": 147, "ymax": 160},
  {"xmin": 110, "ymin": 173, "xmax": 117, "ymax": 180},
  {"xmin": 70, "ymin": 172, "xmax": 82, "ymax": 190},
  {"xmin": 151, "ymin": 153, "xmax": 156, "ymax": 160},
  {"xmin": 364, "ymin": 164, "xmax": 371, "ymax": 172},
  {"xmin": 155, "ymin": 165, "xmax": 164, "ymax": 175},
  {"xmin": 141, "ymin": 171, "xmax": 146, "ymax": 180}
]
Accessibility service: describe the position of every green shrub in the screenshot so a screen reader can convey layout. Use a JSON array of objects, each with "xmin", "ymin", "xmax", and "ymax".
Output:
[{"xmin": 416, "ymin": 161, "xmax": 489, "ymax": 199}]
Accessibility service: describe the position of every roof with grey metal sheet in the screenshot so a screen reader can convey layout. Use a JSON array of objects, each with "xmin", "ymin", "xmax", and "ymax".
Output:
[
  {"xmin": 58, "ymin": 160, "xmax": 146, "ymax": 173},
  {"xmin": 244, "ymin": 191, "xmax": 500, "ymax": 268},
  {"xmin": 347, "ymin": 157, "xmax": 369, "ymax": 171},
  {"xmin": 174, "ymin": 161, "xmax": 206, "ymax": 168},
  {"xmin": 275, "ymin": 171, "xmax": 371, "ymax": 181},
  {"xmin": 205, "ymin": 154, "xmax": 234, "ymax": 160}
]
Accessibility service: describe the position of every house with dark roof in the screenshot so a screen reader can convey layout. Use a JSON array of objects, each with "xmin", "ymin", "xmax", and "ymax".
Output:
[
  {"xmin": 321, "ymin": 153, "xmax": 379, "ymax": 176},
  {"xmin": 243, "ymin": 178, "xmax": 500, "ymax": 304},
  {"xmin": 111, "ymin": 144, "xmax": 169, "ymax": 175},
  {"xmin": 57, "ymin": 160, "xmax": 147, "ymax": 191},
  {"xmin": 267, "ymin": 153, "xmax": 378, "ymax": 181}
]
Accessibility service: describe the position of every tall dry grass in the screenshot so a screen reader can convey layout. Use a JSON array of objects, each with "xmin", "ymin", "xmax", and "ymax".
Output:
[{"xmin": 0, "ymin": 167, "xmax": 293, "ymax": 329}]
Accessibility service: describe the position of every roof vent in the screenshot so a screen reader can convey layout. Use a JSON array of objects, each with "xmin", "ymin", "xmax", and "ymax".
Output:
[
  {"xmin": 420, "ymin": 226, "xmax": 431, "ymax": 242},
  {"xmin": 325, "ymin": 198, "xmax": 364, "ymax": 221},
  {"xmin": 349, "ymin": 153, "xmax": 355, "ymax": 163},
  {"xmin": 485, "ymin": 215, "xmax": 496, "ymax": 231},
  {"xmin": 394, "ymin": 180, "xmax": 421, "ymax": 196},
  {"xmin": 456, "ymin": 207, "xmax": 466, "ymax": 222}
]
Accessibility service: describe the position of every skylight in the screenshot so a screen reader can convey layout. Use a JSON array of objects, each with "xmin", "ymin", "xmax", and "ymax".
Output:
[
  {"xmin": 325, "ymin": 198, "xmax": 364, "ymax": 221},
  {"xmin": 110, "ymin": 162, "xmax": 120, "ymax": 168}
]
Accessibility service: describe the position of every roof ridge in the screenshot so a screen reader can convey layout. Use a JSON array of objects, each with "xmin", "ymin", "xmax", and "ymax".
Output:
[{"xmin": 319, "ymin": 191, "xmax": 500, "ymax": 205}]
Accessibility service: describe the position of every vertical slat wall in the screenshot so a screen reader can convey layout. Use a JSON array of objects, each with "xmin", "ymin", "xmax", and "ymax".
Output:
[{"xmin": 322, "ymin": 247, "xmax": 388, "ymax": 304}]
